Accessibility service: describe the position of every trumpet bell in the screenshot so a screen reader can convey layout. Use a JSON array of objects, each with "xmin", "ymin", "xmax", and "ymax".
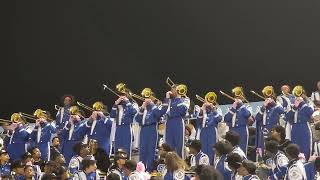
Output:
[
  {"xmin": 292, "ymin": 85, "xmax": 305, "ymax": 97},
  {"xmin": 116, "ymin": 83, "xmax": 126, "ymax": 94},
  {"xmin": 205, "ymin": 92, "xmax": 217, "ymax": 103},
  {"xmin": 262, "ymin": 86, "xmax": 274, "ymax": 98},
  {"xmin": 176, "ymin": 84, "xmax": 187, "ymax": 96},
  {"xmin": 11, "ymin": 113, "xmax": 21, "ymax": 123},
  {"xmin": 141, "ymin": 88, "xmax": 152, "ymax": 98},
  {"xmin": 93, "ymin": 101, "xmax": 104, "ymax": 111}
]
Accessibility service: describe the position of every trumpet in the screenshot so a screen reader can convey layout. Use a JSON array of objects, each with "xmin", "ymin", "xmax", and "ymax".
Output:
[
  {"xmin": 54, "ymin": 105, "xmax": 62, "ymax": 111},
  {"xmin": 250, "ymin": 90, "xmax": 265, "ymax": 100}
]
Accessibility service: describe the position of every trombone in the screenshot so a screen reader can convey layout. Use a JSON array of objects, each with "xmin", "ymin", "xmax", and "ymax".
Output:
[
  {"xmin": 77, "ymin": 101, "xmax": 95, "ymax": 112},
  {"xmin": 0, "ymin": 119, "xmax": 13, "ymax": 124},
  {"xmin": 250, "ymin": 90, "xmax": 265, "ymax": 100},
  {"xmin": 102, "ymin": 84, "xmax": 121, "ymax": 97},
  {"xmin": 219, "ymin": 90, "xmax": 250, "ymax": 103},
  {"xmin": 77, "ymin": 101, "xmax": 110, "ymax": 115},
  {"xmin": 103, "ymin": 83, "xmax": 137, "ymax": 104},
  {"xmin": 54, "ymin": 105, "xmax": 62, "ymax": 111},
  {"xmin": 195, "ymin": 95, "xmax": 206, "ymax": 103},
  {"xmin": 166, "ymin": 77, "xmax": 176, "ymax": 88},
  {"xmin": 19, "ymin": 112, "xmax": 54, "ymax": 122},
  {"xmin": 129, "ymin": 91, "xmax": 161, "ymax": 102}
]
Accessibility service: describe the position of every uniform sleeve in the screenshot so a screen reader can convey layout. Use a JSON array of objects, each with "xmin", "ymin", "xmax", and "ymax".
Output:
[
  {"xmin": 238, "ymin": 105, "xmax": 251, "ymax": 119},
  {"xmin": 110, "ymin": 105, "xmax": 118, "ymax": 118},
  {"xmin": 207, "ymin": 113, "xmax": 222, "ymax": 126},
  {"xmin": 224, "ymin": 107, "xmax": 236, "ymax": 126},
  {"xmin": 155, "ymin": 98, "xmax": 170, "ymax": 116},
  {"xmin": 285, "ymin": 109, "xmax": 295, "ymax": 123},
  {"xmin": 275, "ymin": 105, "xmax": 285, "ymax": 115},
  {"xmin": 74, "ymin": 123, "xmax": 90, "ymax": 140},
  {"xmin": 134, "ymin": 108, "xmax": 144, "ymax": 124},
  {"xmin": 125, "ymin": 101, "xmax": 138, "ymax": 118},
  {"xmin": 300, "ymin": 105, "xmax": 314, "ymax": 122},
  {"xmin": 49, "ymin": 124, "xmax": 57, "ymax": 134},
  {"xmin": 21, "ymin": 129, "xmax": 31, "ymax": 141}
]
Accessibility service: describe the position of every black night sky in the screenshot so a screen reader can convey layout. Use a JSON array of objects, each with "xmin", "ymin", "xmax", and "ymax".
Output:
[{"xmin": 1, "ymin": 0, "xmax": 320, "ymax": 118}]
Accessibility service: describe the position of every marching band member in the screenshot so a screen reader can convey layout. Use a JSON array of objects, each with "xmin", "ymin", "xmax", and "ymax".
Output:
[
  {"xmin": 4, "ymin": 113, "xmax": 30, "ymax": 161},
  {"xmin": 164, "ymin": 152, "xmax": 189, "ymax": 180},
  {"xmin": 189, "ymin": 140, "xmax": 210, "ymax": 169},
  {"xmin": 311, "ymin": 81, "xmax": 320, "ymax": 105},
  {"xmin": 277, "ymin": 85, "xmax": 295, "ymax": 140},
  {"xmin": 85, "ymin": 102, "xmax": 113, "ymax": 155},
  {"xmin": 163, "ymin": 84, "xmax": 189, "ymax": 158},
  {"xmin": 30, "ymin": 109, "xmax": 57, "ymax": 162},
  {"xmin": 60, "ymin": 106, "xmax": 88, "ymax": 164},
  {"xmin": 265, "ymin": 140, "xmax": 289, "ymax": 179},
  {"xmin": 135, "ymin": 88, "xmax": 168, "ymax": 171},
  {"xmin": 277, "ymin": 85, "xmax": 295, "ymax": 112},
  {"xmin": 68, "ymin": 143, "xmax": 90, "ymax": 175},
  {"xmin": 224, "ymin": 87, "xmax": 252, "ymax": 155},
  {"xmin": 237, "ymin": 160, "xmax": 260, "ymax": 180},
  {"xmin": 285, "ymin": 86, "xmax": 313, "ymax": 161},
  {"xmin": 225, "ymin": 130, "xmax": 247, "ymax": 159},
  {"xmin": 55, "ymin": 95, "xmax": 74, "ymax": 131},
  {"xmin": 213, "ymin": 140, "xmax": 233, "ymax": 180},
  {"xmin": 108, "ymin": 149, "xmax": 128, "ymax": 180},
  {"xmin": 255, "ymin": 86, "xmax": 284, "ymax": 152},
  {"xmin": 110, "ymin": 83, "xmax": 138, "ymax": 159},
  {"xmin": 73, "ymin": 156, "xmax": 98, "ymax": 179},
  {"xmin": 284, "ymin": 144, "xmax": 307, "ymax": 180},
  {"xmin": 196, "ymin": 92, "xmax": 222, "ymax": 164},
  {"xmin": 0, "ymin": 149, "xmax": 11, "ymax": 177}
]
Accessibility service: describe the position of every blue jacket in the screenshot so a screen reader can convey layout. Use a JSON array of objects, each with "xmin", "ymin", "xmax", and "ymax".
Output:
[
  {"xmin": 268, "ymin": 151, "xmax": 289, "ymax": 180},
  {"xmin": 55, "ymin": 106, "xmax": 71, "ymax": 130},
  {"xmin": 285, "ymin": 102, "xmax": 313, "ymax": 124},
  {"xmin": 31, "ymin": 122, "xmax": 57, "ymax": 145},
  {"xmin": 197, "ymin": 107, "xmax": 222, "ymax": 128},
  {"xmin": 135, "ymin": 102, "xmax": 167, "ymax": 126},
  {"xmin": 110, "ymin": 100, "xmax": 137, "ymax": 126},
  {"xmin": 224, "ymin": 103, "xmax": 251, "ymax": 128},
  {"xmin": 164, "ymin": 98, "xmax": 188, "ymax": 120},
  {"xmin": 85, "ymin": 115, "xmax": 113, "ymax": 153}
]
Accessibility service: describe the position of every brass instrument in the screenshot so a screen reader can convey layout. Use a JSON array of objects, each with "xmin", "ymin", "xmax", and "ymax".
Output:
[
  {"xmin": 220, "ymin": 87, "xmax": 249, "ymax": 103},
  {"xmin": 77, "ymin": 101, "xmax": 95, "ymax": 111},
  {"xmin": 129, "ymin": 88, "xmax": 160, "ymax": 102},
  {"xmin": 165, "ymin": 77, "xmax": 188, "ymax": 97},
  {"xmin": 250, "ymin": 91, "xmax": 265, "ymax": 100},
  {"xmin": 102, "ymin": 84, "xmax": 121, "ymax": 97},
  {"xmin": 0, "ymin": 118, "xmax": 12, "ymax": 124},
  {"xmin": 77, "ymin": 101, "xmax": 109, "ymax": 115},
  {"xmin": 20, "ymin": 109, "xmax": 54, "ymax": 121},
  {"xmin": 196, "ymin": 94, "xmax": 206, "ymax": 103},
  {"xmin": 69, "ymin": 106, "xmax": 84, "ymax": 118},
  {"xmin": 166, "ymin": 77, "xmax": 175, "ymax": 88},
  {"xmin": 251, "ymin": 86, "xmax": 274, "ymax": 100},
  {"xmin": 115, "ymin": 83, "xmax": 137, "ymax": 104},
  {"xmin": 292, "ymin": 85, "xmax": 305, "ymax": 97},
  {"xmin": 54, "ymin": 105, "xmax": 62, "ymax": 111},
  {"xmin": 219, "ymin": 90, "xmax": 236, "ymax": 101},
  {"xmin": 196, "ymin": 92, "xmax": 218, "ymax": 104}
]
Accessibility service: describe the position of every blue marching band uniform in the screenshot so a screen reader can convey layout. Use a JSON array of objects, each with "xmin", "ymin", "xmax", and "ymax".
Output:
[{"xmin": 3, "ymin": 83, "xmax": 320, "ymax": 179}]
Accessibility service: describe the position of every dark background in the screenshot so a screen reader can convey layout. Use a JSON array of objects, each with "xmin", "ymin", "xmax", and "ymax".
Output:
[{"xmin": 1, "ymin": 0, "xmax": 320, "ymax": 118}]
